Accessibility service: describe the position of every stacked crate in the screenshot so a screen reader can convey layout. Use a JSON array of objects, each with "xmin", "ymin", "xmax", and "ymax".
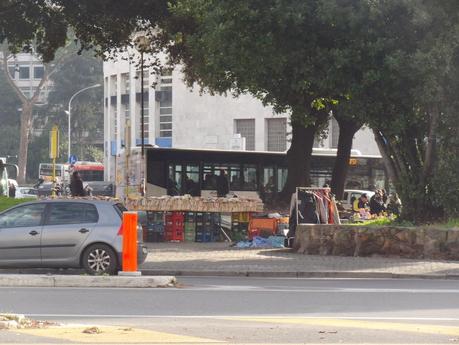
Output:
[
  {"xmin": 231, "ymin": 212, "xmax": 250, "ymax": 242},
  {"xmin": 184, "ymin": 212, "xmax": 196, "ymax": 242},
  {"xmin": 145, "ymin": 211, "xmax": 165, "ymax": 242},
  {"xmin": 195, "ymin": 212, "xmax": 221, "ymax": 242},
  {"xmin": 165, "ymin": 212, "xmax": 184, "ymax": 241}
]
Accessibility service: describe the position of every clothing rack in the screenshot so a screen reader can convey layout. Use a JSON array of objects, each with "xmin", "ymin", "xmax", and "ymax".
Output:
[{"xmin": 294, "ymin": 187, "xmax": 339, "ymax": 226}]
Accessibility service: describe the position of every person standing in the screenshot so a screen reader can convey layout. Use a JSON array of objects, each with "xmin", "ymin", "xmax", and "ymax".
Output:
[
  {"xmin": 70, "ymin": 171, "xmax": 86, "ymax": 197},
  {"xmin": 216, "ymin": 169, "xmax": 230, "ymax": 197}
]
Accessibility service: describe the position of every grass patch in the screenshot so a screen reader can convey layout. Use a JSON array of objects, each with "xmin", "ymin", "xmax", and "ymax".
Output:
[
  {"xmin": 0, "ymin": 197, "xmax": 35, "ymax": 212},
  {"xmin": 347, "ymin": 216, "xmax": 458, "ymax": 229}
]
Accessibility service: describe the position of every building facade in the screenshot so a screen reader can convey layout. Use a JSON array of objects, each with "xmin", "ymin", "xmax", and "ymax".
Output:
[
  {"xmin": 103, "ymin": 51, "xmax": 380, "ymax": 182},
  {"xmin": 5, "ymin": 52, "xmax": 51, "ymax": 104}
]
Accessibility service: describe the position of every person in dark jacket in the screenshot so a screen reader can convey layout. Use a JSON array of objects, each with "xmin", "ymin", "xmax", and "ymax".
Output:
[
  {"xmin": 369, "ymin": 190, "xmax": 386, "ymax": 215},
  {"xmin": 70, "ymin": 171, "xmax": 86, "ymax": 197},
  {"xmin": 216, "ymin": 169, "xmax": 230, "ymax": 197}
]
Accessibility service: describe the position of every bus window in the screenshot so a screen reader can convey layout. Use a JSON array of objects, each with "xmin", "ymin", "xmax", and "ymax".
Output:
[
  {"xmin": 227, "ymin": 164, "xmax": 241, "ymax": 190},
  {"xmin": 202, "ymin": 165, "xmax": 216, "ymax": 190},
  {"xmin": 242, "ymin": 165, "xmax": 258, "ymax": 190},
  {"xmin": 184, "ymin": 164, "xmax": 200, "ymax": 196},
  {"xmin": 263, "ymin": 167, "xmax": 275, "ymax": 193},
  {"xmin": 277, "ymin": 168, "xmax": 288, "ymax": 192},
  {"xmin": 168, "ymin": 164, "xmax": 182, "ymax": 195}
]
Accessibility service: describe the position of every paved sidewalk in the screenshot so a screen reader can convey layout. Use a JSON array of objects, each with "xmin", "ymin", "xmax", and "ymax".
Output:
[{"xmin": 142, "ymin": 242, "xmax": 459, "ymax": 279}]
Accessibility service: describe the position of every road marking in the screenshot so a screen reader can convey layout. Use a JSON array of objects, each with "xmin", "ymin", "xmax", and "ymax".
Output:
[
  {"xmin": 223, "ymin": 317, "xmax": 459, "ymax": 336},
  {"xmin": 24, "ymin": 314, "xmax": 459, "ymax": 322},
  {"xmin": 2, "ymin": 286, "xmax": 459, "ymax": 293},
  {"xmin": 13, "ymin": 325, "xmax": 222, "ymax": 344}
]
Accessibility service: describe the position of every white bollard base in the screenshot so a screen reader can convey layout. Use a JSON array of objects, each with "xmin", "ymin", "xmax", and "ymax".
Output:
[{"xmin": 118, "ymin": 271, "xmax": 142, "ymax": 277}]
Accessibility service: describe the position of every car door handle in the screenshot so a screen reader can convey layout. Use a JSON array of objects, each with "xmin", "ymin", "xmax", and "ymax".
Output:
[
  {"xmin": 29, "ymin": 230, "xmax": 39, "ymax": 236},
  {"xmin": 79, "ymin": 228, "xmax": 90, "ymax": 234}
]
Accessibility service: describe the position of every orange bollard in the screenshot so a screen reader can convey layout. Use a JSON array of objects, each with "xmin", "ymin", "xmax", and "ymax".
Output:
[{"xmin": 122, "ymin": 211, "xmax": 138, "ymax": 273}]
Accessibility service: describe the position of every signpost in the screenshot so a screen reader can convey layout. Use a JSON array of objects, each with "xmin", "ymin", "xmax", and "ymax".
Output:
[
  {"xmin": 68, "ymin": 154, "xmax": 78, "ymax": 165},
  {"xmin": 49, "ymin": 125, "xmax": 59, "ymax": 197}
]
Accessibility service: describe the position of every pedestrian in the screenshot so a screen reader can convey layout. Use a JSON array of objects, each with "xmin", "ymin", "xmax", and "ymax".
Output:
[
  {"xmin": 8, "ymin": 179, "xmax": 17, "ymax": 198},
  {"xmin": 216, "ymin": 169, "xmax": 230, "ymax": 197},
  {"xmin": 353, "ymin": 193, "xmax": 369, "ymax": 213},
  {"xmin": 369, "ymin": 190, "xmax": 386, "ymax": 215},
  {"xmin": 70, "ymin": 171, "xmax": 86, "ymax": 197},
  {"xmin": 387, "ymin": 192, "xmax": 402, "ymax": 217}
]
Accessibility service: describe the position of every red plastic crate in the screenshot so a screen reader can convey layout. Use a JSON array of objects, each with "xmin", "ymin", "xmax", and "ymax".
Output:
[{"xmin": 165, "ymin": 230, "xmax": 184, "ymax": 241}]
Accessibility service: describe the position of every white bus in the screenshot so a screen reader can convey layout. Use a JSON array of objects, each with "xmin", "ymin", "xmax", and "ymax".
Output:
[{"xmin": 38, "ymin": 163, "xmax": 70, "ymax": 183}]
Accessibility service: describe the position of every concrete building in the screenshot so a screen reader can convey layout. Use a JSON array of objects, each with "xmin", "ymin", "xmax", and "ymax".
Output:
[
  {"xmin": 5, "ymin": 52, "xmax": 51, "ymax": 105},
  {"xmin": 103, "ymin": 50, "xmax": 380, "ymax": 181}
]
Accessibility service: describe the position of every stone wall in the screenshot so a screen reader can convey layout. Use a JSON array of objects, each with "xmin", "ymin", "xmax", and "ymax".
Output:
[{"xmin": 294, "ymin": 224, "xmax": 459, "ymax": 260}]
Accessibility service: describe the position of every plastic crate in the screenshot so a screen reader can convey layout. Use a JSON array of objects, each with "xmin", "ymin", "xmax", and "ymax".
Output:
[
  {"xmin": 195, "ymin": 231, "xmax": 214, "ymax": 243},
  {"xmin": 165, "ymin": 229, "xmax": 184, "ymax": 241},
  {"xmin": 147, "ymin": 211, "xmax": 164, "ymax": 223},
  {"xmin": 146, "ymin": 232, "xmax": 164, "ymax": 243},
  {"xmin": 184, "ymin": 222, "xmax": 196, "ymax": 232},
  {"xmin": 185, "ymin": 212, "xmax": 196, "ymax": 223},
  {"xmin": 184, "ymin": 231, "xmax": 196, "ymax": 242}
]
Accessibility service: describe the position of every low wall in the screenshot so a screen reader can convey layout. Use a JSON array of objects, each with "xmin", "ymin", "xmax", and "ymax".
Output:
[{"xmin": 294, "ymin": 224, "xmax": 459, "ymax": 260}]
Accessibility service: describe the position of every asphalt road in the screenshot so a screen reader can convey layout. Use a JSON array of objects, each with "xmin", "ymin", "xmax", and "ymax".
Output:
[{"xmin": 1, "ymin": 277, "xmax": 459, "ymax": 344}]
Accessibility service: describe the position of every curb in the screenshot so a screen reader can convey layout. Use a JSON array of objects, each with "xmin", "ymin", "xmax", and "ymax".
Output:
[
  {"xmin": 0, "ymin": 274, "xmax": 176, "ymax": 288},
  {"xmin": 141, "ymin": 269, "xmax": 459, "ymax": 280}
]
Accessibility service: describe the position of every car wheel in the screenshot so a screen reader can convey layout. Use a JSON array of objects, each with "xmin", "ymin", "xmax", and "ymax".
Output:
[{"xmin": 82, "ymin": 244, "xmax": 118, "ymax": 275}]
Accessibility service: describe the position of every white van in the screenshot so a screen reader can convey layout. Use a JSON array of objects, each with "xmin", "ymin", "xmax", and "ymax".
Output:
[{"xmin": 341, "ymin": 189, "xmax": 375, "ymax": 211}]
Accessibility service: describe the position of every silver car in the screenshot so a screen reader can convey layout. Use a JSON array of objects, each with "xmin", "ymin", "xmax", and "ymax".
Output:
[{"xmin": 0, "ymin": 199, "xmax": 147, "ymax": 275}]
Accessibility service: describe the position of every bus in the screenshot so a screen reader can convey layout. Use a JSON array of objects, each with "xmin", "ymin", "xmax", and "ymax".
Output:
[
  {"xmin": 70, "ymin": 161, "xmax": 104, "ymax": 181},
  {"xmin": 134, "ymin": 147, "xmax": 388, "ymax": 204},
  {"xmin": 0, "ymin": 157, "xmax": 18, "ymax": 197},
  {"xmin": 38, "ymin": 163, "xmax": 70, "ymax": 183}
]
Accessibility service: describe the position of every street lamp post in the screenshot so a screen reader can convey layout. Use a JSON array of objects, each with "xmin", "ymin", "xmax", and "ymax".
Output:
[
  {"xmin": 134, "ymin": 35, "xmax": 151, "ymax": 157},
  {"xmin": 65, "ymin": 84, "xmax": 101, "ymax": 161}
]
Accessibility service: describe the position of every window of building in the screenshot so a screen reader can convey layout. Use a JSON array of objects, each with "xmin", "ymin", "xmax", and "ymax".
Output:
[
  {"xmin": 159, "ymin": 86, "xmax": 172, "ymax": 138},
  {"xmin": 121, "ymin": 73, "xmax": 130, "ymax": 94},
  {"xmin": 33, "ymin": 66, "xmax": 44, "ymax": 79},
  {"xmin": 19, "ymin": 66, "xmax": 30, "ymax": 79},
  {"xmin": 235, "ymin": 119, "xmax": 255, "ymax": 151},
  {"xmin": 8, "ymin": 65, "xmax": 16, "ymax": 79},
  {"xmin": 139, "ymin": 99, "xmax": 149, "ymax": 140},
  {"xmin": 266, "ymin": 118, "xmax": 287, "ymax": 152}
]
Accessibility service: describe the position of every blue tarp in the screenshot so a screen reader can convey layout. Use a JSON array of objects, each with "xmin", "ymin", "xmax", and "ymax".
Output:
[{"xmin": 236, "ymin": 236, "xmax": 285, "ymax": 249}]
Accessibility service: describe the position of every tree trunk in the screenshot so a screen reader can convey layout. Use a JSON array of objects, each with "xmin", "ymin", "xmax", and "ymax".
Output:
[
  {"xmin": 17, "ymin": 102, "xmax": 33, "ymax": 184},
  {"xmin": 373, "ymin": 129, "xmax": 399, "ymax": 185},
  {"xmin": 281, "ymin": 120, "xmax": 317, "ymax": 202},
  {"xmin": 279, "ymin": 108, "xmax": 330, "ymax": 204},
  {"xmin": 330, "ymin": 118, "xmax": 361, "ymax": 199}
]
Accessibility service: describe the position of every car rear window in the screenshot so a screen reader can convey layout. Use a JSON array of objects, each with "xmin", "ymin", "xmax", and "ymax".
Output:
[{"xmin": 47, "ymin": 203, "xmax": 99, "ymax": 225}]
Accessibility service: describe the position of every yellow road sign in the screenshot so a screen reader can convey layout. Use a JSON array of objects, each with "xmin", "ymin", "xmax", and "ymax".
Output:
[{"xmin": 49, "ymin": 125, "xmax": 60, "ymax": 160}]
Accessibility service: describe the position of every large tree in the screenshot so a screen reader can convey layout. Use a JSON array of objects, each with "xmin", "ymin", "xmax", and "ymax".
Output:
[{"xmin": 2, "ymin": 0, "xmax": 458, "ymax": 221}]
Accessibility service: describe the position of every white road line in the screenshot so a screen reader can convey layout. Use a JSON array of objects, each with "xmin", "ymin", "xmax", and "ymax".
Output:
[
  {"xmin": 1, "ymin": 286, "xmax": 459, "ymax": 293},
  {"xmin": 24, "ymin": 314, "xmax": 459, "ymax": 321}
]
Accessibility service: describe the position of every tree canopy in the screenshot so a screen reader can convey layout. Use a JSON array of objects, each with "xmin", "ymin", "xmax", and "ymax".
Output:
[{"xmin": 1, "ymin": 0, "xmax": 458, "ymax": 221}]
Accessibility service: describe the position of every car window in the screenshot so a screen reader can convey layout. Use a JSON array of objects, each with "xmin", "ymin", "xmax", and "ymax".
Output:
[
  {"xmin": 113, "ymin": 203, "xmax": 128, "ymax": 218},
  {"xmin": 47, "ymin": 203, "xmax": 99, "ymax": 225},
  {"xmin": 0, "ymin": 204, "xmax": 46, "ymax": 228},
  {"xmin": 343, "ymin": 192, "xmax": 348, "ymax": 201}
]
